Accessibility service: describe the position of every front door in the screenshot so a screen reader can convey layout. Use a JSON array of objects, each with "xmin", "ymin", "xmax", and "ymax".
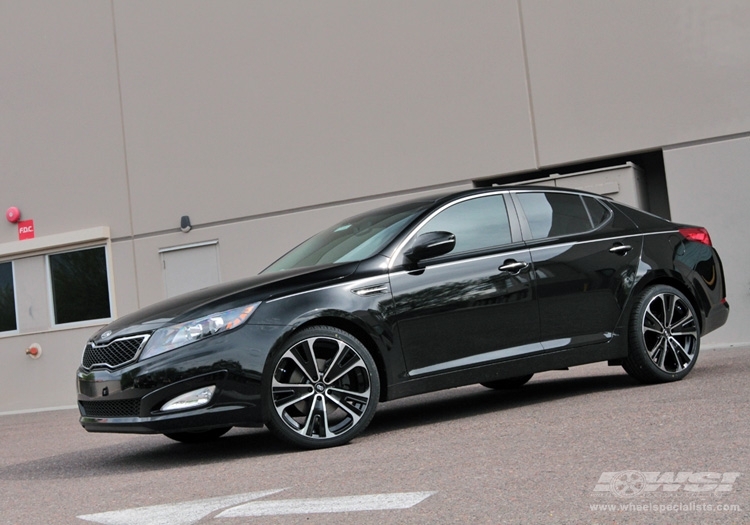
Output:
[{"xmin": 387, "ymin": 193, "xmax": 540, "ymax": 377}]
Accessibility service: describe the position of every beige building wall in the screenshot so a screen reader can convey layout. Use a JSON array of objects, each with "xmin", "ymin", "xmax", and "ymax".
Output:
[
  {"xmin": 522, "ymin": 0, "xmax": 750, "ymax": 166},
  {"xmin": 664, "ymin": 136, "xmax": 750, "ymax": 348},
  {"xmin": 1, "ymin": 0, "xmax": 749, "ymax": 413},
  {"xmin": 113, "ymin": 0, "xmax": 536, "ymax": 235}
]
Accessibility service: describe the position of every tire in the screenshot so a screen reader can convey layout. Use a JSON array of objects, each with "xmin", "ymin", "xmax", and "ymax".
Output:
[
  {"xmin": 164, "ymin": 426, "xmax": 232, "ymax": 444},
  {"xmin": 622, "ymin": 285, "xmax": 700, "ymax": 384},
  {"xmin": 481, "ymin": 374, "xmax": 534, "ymax": 390},
  {"xmin": 263, "ymin": 326, "xmax": 380, "ymax": 449}
]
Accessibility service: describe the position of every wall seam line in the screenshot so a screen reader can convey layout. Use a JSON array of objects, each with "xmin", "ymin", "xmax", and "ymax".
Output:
[
  {"xmin": 517, "ymin": 0, "xmax": 541, "ymax": 169},
  {"xmin": 110, "ymin": 0, "xmax": 141, "ymax": 310}
]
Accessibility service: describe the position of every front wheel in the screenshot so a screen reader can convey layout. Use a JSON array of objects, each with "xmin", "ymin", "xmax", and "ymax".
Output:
[
  {"xmin": 622, "ymin": 285, "xmax": 700, "ymax": 383},
  {"xmin": 263, "ymin": 326, "xmax": 380, "ymax": 449}
]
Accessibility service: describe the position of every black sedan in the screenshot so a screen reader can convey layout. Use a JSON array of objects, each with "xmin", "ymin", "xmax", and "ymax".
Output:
[{"xmin": 77, "ymin": 187, "xmax": 729, "ymax": 449}]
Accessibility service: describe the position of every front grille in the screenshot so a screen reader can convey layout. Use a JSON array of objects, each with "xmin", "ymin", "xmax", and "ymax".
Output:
[
  {"xmin": 79, "ymin": 399, "xmax": 141, "ymax": 418},
  {"xmin": 82, "ymin": 335, "xmax": 149, "ymax": 370}
]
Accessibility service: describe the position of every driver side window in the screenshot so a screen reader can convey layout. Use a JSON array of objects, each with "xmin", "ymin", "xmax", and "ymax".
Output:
[{"xmin": 414, "ymin": 194, "xmax": 511, "ymax": 255}]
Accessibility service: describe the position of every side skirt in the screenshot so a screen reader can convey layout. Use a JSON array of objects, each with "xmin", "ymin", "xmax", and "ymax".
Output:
[{"xmin": 385, "ymin": 339, "xmax": 628, "ymax": 401}]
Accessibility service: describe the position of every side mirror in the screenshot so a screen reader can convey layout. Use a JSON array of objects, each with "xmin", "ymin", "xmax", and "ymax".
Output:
[{"xmin": 404, "ymin": 231, "xmax": 456, "ymax": 262}]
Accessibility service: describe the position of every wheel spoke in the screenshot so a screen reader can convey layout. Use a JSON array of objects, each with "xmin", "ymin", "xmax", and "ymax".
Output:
[
  {"xmin": 323, "ymin": 342, "xmax": 366, "ymax": 384},
  {"xmin": 657, "ymin": 337, "xmax": 669, "ymax": 370},
  {"xmin": 325, "ymin": 387, "xmax": 371, "ymax": 423},
  {"xmin": 644, "ymin": 308, "xmax": 664, "ymax": 332},
  {"xmin": 287, "ymin": 339, "xmax": 321, "ymax": 383},
  {"xmin": 671, "ymin": 327, "xmax": 698, "ymax": 339},
  {"xmin": 648, "ymin": 335, "xmax": 668, "ymax": 369},
  {"xmin": 320, "ymin": 340, "xmax": 347, "ymax": 383},
  {"xmin": 646, "ymin": 334, "xmax": 663, "ymax": 359},
  {"xmin": 664, "ymin": 293, "xmax": 677, "ymax": 328},
  {"xmin": 271, "ymin": 380, "xmax": 314, "ymax": 413},
  {"xmin": 669, "ymin": 308, "xmax": 695, "ymax": 334},
  {"xmin": 668, "ymin": 337, "xmax": 693, "ymax": 369},
  {"xmin": 300, "ymin": 395, "xmax": 329, "ymax": 438}
]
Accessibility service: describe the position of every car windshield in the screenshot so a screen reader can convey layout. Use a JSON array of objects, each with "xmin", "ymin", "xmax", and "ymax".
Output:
[{"xmin": 263, "ymin": 201, "xmax": 431, "ymax": 272}]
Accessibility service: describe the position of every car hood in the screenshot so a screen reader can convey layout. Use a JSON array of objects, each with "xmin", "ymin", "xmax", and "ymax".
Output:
[{"xmin": 90, "ymin": 262, "xmax": 359, "ymax": 343}]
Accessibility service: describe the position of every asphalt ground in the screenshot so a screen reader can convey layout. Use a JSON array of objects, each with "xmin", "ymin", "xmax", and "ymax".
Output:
[{"xmin": 0, "ymin": 347, "xmax": 748, "ymax": 525}]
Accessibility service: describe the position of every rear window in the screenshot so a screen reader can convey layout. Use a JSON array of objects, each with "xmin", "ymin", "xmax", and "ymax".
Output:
[
  {"xmin": 583, "ymin": 196, "xmax": 612, "ymax": 228},
  {"xmin": 516, "ymin": 192, "xmax": 611, "ymax": 239}
]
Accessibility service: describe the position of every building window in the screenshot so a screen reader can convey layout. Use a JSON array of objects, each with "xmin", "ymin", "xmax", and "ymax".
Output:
[
  {"xmin": 0, "ymin": 261, "xmax": 17, "ymax": 332},
  {"xmin": 49, "ymin": 246, "xmax": 111, "ymax": 325}
]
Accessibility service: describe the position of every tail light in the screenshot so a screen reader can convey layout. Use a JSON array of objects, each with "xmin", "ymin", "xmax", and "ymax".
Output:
[{"xmin": 679, "ymin": 227, "xmax": 712, "ymax": 247}]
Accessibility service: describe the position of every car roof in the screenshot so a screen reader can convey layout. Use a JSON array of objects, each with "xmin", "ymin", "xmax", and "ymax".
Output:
[{"xmin": 427, "ymin": 184, "xmax": 610, "ymax": 204}]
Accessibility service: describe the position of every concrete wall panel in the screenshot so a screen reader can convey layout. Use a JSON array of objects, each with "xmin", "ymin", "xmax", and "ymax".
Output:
[
  {"xmin": 0, "ymin": 1, "xmax": 132, "ymax": 242},
  {"xmin": 113, "ymin": 0, "xmax": 536, "ymax": 234},
  {"xmin": 109, "ymin": 240, "xmax": 139, "ymax": 319},
  {"xmin": 664, "ymin": 136, "xmax": 750, "ymax": 346},
  {"xmin": 522, "ymin": 0, "xmax": 750, "ymax": 166},
  {"xmin": 0, "ymin": 328, "xmax": 95, "ymax": 413}
]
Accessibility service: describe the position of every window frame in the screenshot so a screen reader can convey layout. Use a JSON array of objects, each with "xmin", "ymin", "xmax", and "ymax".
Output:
[
  {"xmin": 389, "ymin": 191, "xmax": 523, "ymax": 269},
  {"xmin": 582, "ymin": 195, "xmax": 614, "ymax": 229},
  {"xmin": 511, "ymin": 189, "xmax": 613, "ymax": 242},
  {"xmin": 45, "ymin": 244, "xmax": 115, "ymax": 329},
  {"xmin": 0, "ymin": 260, "xmax": 19, "ymax": 335}
]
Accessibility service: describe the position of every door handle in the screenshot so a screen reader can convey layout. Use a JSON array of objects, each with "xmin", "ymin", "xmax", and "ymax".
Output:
[
  {"xmin": 498, "ymin": 260, "xmax": 529, "ymax": 275},
  {"xmin": 609, "ymin": 243, "xmax": 633, "ymax": 255}
]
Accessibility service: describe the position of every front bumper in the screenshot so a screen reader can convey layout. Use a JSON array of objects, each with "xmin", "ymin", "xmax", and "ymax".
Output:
[
  {"xmin": 76, "ymin": 324, "xmax": 279, "ymax": 434},
  {"xmin": 78, "ymin": 369, "xmax": 263, "ymax": 434}
]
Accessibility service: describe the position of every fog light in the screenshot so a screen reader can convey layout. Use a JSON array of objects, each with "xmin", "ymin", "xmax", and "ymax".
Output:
[{"xmin": 162, "ymin": 386, "xmax": 216, "ymax": 412}]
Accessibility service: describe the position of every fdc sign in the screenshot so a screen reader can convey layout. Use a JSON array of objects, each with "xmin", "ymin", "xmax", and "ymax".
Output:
[{"xmin": 18, "ymin": 219, "xmax": 34, "ymax": 240}]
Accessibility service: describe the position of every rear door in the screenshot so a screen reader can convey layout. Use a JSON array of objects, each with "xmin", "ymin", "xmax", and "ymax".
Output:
[
  {"xmin": 512, "ymin": 190, "xmax": 642, "ymax": 349},
  {"xmin": 387, "ymin": 192, "xmax": 540, "ymax": 377}
]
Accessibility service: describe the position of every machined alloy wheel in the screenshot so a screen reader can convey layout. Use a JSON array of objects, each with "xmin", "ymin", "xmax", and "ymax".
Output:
[
  {"xmin": 264, "ymin": 326, "xmax": 380, "ymax": 449},
  {"xmin": 623, "ymin": 285, "xmax": 700, "ymax": 383}
]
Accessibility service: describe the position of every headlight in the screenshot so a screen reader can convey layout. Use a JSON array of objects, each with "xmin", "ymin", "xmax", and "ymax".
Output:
[{"xmin": 140, "ymin": 303, "xmax": 259, "ymax": 361}]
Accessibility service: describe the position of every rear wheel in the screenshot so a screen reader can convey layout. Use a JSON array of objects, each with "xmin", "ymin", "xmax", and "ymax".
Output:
[
  {"xmin": 164, "ymin": 426, "xmax": 232, "ymax": 444},
  {"xmin": 622, "ymin": 285, "xmax": 700, "ymax": 383},
  {"xmin": 264, "ymin": 326, "xmax": 380, "ymax": 449},
  {"xmin": 481, "ymin": 374, "xmax": 534, "ymax": 390}
]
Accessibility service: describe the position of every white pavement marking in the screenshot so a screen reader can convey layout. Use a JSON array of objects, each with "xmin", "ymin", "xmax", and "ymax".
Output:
[
  {"xmin": 77, "ymin": 490, "xmax": 435, "ymax": 524},
  {"xmin": 216, "ymin": 491, "xmax": 436, "ymax": 518},
  {"xmin": 76, "ymin": 489, "xmax": 285, "ymax": 525}
]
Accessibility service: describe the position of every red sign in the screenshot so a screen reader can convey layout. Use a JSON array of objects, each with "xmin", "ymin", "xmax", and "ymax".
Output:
[{"xmin": 18, "ymin": 219, "xmax": 35, "ymax": 240}]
